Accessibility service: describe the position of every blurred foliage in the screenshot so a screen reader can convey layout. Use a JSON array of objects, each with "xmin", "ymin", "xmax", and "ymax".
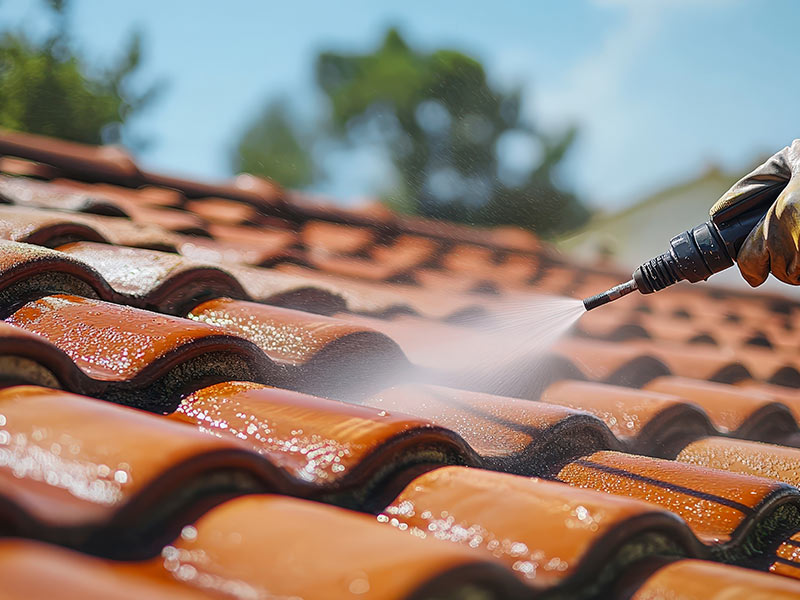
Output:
[
  {"xmin": 0, "ymin": 0, "xmax": 159, "ymax": 148},
  {"xmin": 231, "ymin": 98, "xmax": 314, "ymax": 188},
  {"xmin": 237, "ymin": 28, "xmax": 590, "ymax": 236}
]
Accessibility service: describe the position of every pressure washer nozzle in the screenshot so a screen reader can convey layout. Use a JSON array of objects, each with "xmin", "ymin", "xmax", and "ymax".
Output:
[{"xmin": 583, "ymin": 279, "xmax": 638, "ymax": 311}]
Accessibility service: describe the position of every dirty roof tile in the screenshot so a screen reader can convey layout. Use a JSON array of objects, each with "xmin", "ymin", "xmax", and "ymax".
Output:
[
  {"xmin": 676, "ymin": 437, "xmax": 800, "ymax": 488},
  {"xmin": 557, "ymin": 450, "xmax": 798, "ymax": 558},
  {"xmin": 540, "ymin": 380, "xmax": 715, "ymax": 458},
  {"xmin": 0, "ymin": 204, "xmax": 108, "ymax": 247},
  {"xmin": 186, "ymin": 298, "xmax": 407, "ymax": 398},
  {"xmin": 551, "ymin": 338, "xmax": 671, "ymax": 387},
  {"xmin": 0, "ymin": 204, "xmax": 181, "ymax": 251},
  {"xmin": 643, "ymin": 376, "xmax": 798, "ymax": 441},
  {"xmin": 0, "ymin": 239, "xmax": 113, "ymax": 315},
  {"xmin": 0, "ymin": 385, "xmax": 286, "ymax": 558},
  {"xmin": 6, "ymin": 295, "xmax": 280, "ymax": 411},
  {"xmin": 172, "ymin": 381, "xmax": 478, "ymax": 511},
  {"xmin": 362, "ymin": 384, "xmax": 619, "ymax": 476},
  {"xmin": 57, "ymin": 242, "xmax": 247, "ymax": 315},
  {"xmin": 380, "ymin": 466, "xmax": 700, "ymax": 596},
  {"xmin": 0, "ymin": 320, "xmax": 87, "ymax": 390},
  {"xmin": 0, "ymin": 175, "xmax": 128, "ymax": 217}
]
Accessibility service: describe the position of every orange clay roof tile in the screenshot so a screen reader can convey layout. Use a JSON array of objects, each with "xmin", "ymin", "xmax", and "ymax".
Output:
[
  {"xmin": 149, "ymin": 494, "xmax": 528, "ymax": 599},
  {"xmin": 171, "ymin": 381, "xmax": 478, "ymax": 510},
  {"xmin": 362, "ymin": 384, "xmax": 619, "ymax": 475},
  {"xmin": 186, "ymin": 298, "xmax": 408, "ymax": 398},
  {"xmin": 557, "ymin": 450, "xmax": 798, "ymax": 554},
  {"xmin": 57, "ymin": 242, "xmax": 248, "ymax": 315},
  {"xmin": 540, "ymin": 380, "xmax": 715, "ymax": 458},
  {"xmin": 6, "ymin": 295, "xmax": 281, "ymax": 411},
  {"xmin": 644, "ymin": 376, "xmax": 798, "ymax": 441},
  {"xmin": 0, "ymin": 539, "xmax": 217, "ymax": 600},
  {"xmin": 621, "ymin": 559, "xmax": 800, "ymax": 599},
  {"xmin": 0, "ymin": 385, "xmax": 287, "ymax": 558},
  {"xmin": 380, "ymin": 466, "xmax": 701, "ymax": 595}
]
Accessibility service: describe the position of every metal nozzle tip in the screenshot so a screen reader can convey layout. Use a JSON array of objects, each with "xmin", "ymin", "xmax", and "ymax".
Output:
[{"xmin": 582, "ymin": 279, "xmax": 638, "ymax": 311}]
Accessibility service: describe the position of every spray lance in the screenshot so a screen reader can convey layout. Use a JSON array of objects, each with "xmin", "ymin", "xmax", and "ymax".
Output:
[{"xmin": 582, "ymin": 188, "xmax": 778, "ymax": 311}]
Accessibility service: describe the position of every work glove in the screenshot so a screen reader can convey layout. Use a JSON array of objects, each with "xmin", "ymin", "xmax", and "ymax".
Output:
[{"xmin": 710, "ymin": 139, "xmax": 800, "ymax": 286}]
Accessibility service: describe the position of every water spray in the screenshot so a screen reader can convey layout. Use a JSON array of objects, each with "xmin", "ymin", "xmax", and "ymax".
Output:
[{"xmin": 583, "ymin": 192, "xmax": 775, "ymax": 311}]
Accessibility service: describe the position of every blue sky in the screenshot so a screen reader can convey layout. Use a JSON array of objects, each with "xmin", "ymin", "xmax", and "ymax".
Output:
[{"xmin": 2, "ymin": 0, "xmax": 799, "ymax": 211}]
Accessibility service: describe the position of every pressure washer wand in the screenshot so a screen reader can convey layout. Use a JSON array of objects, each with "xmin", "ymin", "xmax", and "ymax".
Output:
[{"xmin": 582, "ymin": 195, "xmax": 775, "ymax": 311}]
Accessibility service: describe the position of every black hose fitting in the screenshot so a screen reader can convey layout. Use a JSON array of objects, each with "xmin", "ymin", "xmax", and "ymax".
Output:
[{"xmin": 633, "ymin": 222, "xmax": 733, "ymax": 293}]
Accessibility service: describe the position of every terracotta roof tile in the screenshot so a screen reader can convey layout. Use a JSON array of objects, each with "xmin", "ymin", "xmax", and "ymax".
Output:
[
  {"xmin": 0, "ymin": 239, "xmax": 113, "ymax": 314},
  {"xmin": 0, "ymin": 386, "xmax": 285, "ymax": 558},
  {"xmin": 557, "ymin": 450, "xmax": 798, "ymax": 558},
  {"xmin": 0, "ymin": 156, "xmax": 59, "ymax": 179},
  {"xmin": 676, "ymin": 437, "xmax": 800, "ymax": 487},
  {"xmin": 540, "ymin": 380, "xmax": 715, "ymax": 457},
  {"xmin": 0, "ymin": 320, "xmax": 87, "ymax": 389},
  {"xmin": 363, "ymin": 384, "xmax": 619, "ymax": 475},
  {"xmin": 154, "ymin": 494, "xmax": 527, "ymax": 599},
  {"xmin": 380, "ymin": 466, "xmax": 700, "ymax": 596},
  {"xmin": 620, "ymin": 559, "xmax": 800, "ymax": 599},
  {"xmin": 0, "ymin": 204, "xmax": 181, "ymax": 251},
  {"xmin": 172, "ymin": 381, "xmax": 478, "ymax": 511},
  {"xmin": 551, "ymin": 338, "xmax": 670, "ymax": 387},
  {"xmin": 644, "ymin": 376, "xmax": 798, "ymax": 441},
  {"xmin": 275, "ymin": 263, "xmax": 489, "ymax": 319},
  {"xmin": 186, "ymin": 298, "xmax": 407, "ymax": 398},
  {"xmin": 57, "ymin": 242, "xmax": 247, "ymax": 315},
  {"xmin": 0, "ymin": 175, "xmax": 128, "ymax": 217},
  {"xmin": 184, "ymin": 197, "xmax": 257, "ymax": 226},
  {"xmin": 302, "ymin": 221, "xmax": 375, "ymax": 255},
  {"xmin": 6, "ymin": 295, "xmax": 280, "ymax": 411},
  {"xmin": 0, "ymin": 539, "xmax": 215, "ymax": 600}
]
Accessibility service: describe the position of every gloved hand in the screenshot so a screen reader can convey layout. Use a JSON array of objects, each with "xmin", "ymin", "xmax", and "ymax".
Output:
[{"xmin": 710, "ymin": 139, "xmax": 800, "ymax": 286}]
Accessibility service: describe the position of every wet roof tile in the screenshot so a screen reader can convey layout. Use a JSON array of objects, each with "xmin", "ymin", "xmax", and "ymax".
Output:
[
  {"xmin": 551, "ymin": 338, "xmax": 671, "ymax": 387},
  {"xmin": 540, "ymin": 380, "xmax": 715, "ymax": 458},
  {"xmin": 0, "ymin": 385, "xmax": 286, "ymax": 558},
  {"xmin": 0, "ymin": 239, "xmax": 113, "ymax": 314},
  {"xmin": 0, "ymin": 539, "xmax": 216, "ymax": 600},
  {"xmin": 0, "ymin": 320, "xmax": 87, "ymax": 390},
  {"xmin": 6, "ymin": 295, "xmax": 280, "ymax": 411},
  {"xmin": 154, "ymin": 494, "xmax": 528, "ymax": 599},
  {"xmin": 186, "ymin": 298, "xmax": 407, "ymax": 398},
  {"xmin": 557, "ymin": 450, "xmax": 797, "ymax": 557},
  {"xmin": 380, "ymin": 466, "xmax": 700, "ymax": 596},
  {"xmin": 57, "ymin": 242, "xmax": 247, "ymax": 315},
  {"xmin": 0, "ymin": 175, "xmax": 128, "ymax": 217},
  {"xmin": 620, "ymin": 559, "xmax": 800, "ymax": 599},
  {"xmin": 275, "ymin": 263, "xmax": 490, "ymax": 319},
  {"xmin": 172, "ymin": 381, "xmax": 477, "ymax": 511},
  {"xmin": 644, "ymin": 376, "xmax": 798, "ymax": 441},
  {"xmin": 676, "ymin": 437, "xmax": 800, "ymax": 488},
  {"xmin": 363, "ymin": 384, "xmax": 619, "ymax": 475},
  {"xmin": 0, "ymin": 204, "xmax": 181, "ymax": 251}
]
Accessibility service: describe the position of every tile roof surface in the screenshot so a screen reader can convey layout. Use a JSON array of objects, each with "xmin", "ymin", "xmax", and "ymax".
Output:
[{"xmin": 3, "ymin": 130, "xmax": 800, "ymax": 598}]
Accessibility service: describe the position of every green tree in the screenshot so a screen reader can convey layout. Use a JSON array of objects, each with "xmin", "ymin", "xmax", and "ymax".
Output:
[
  {"xmin": 0, "ymin": 0, "xmax": 159, "ymax": 147},
  {"xmin": 231, "ymin": 98, "xmax": 314, "ymax": 188},
  {"xmin": 234, "ymin": 28, "xmax": 590, "ymax": 236}
]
